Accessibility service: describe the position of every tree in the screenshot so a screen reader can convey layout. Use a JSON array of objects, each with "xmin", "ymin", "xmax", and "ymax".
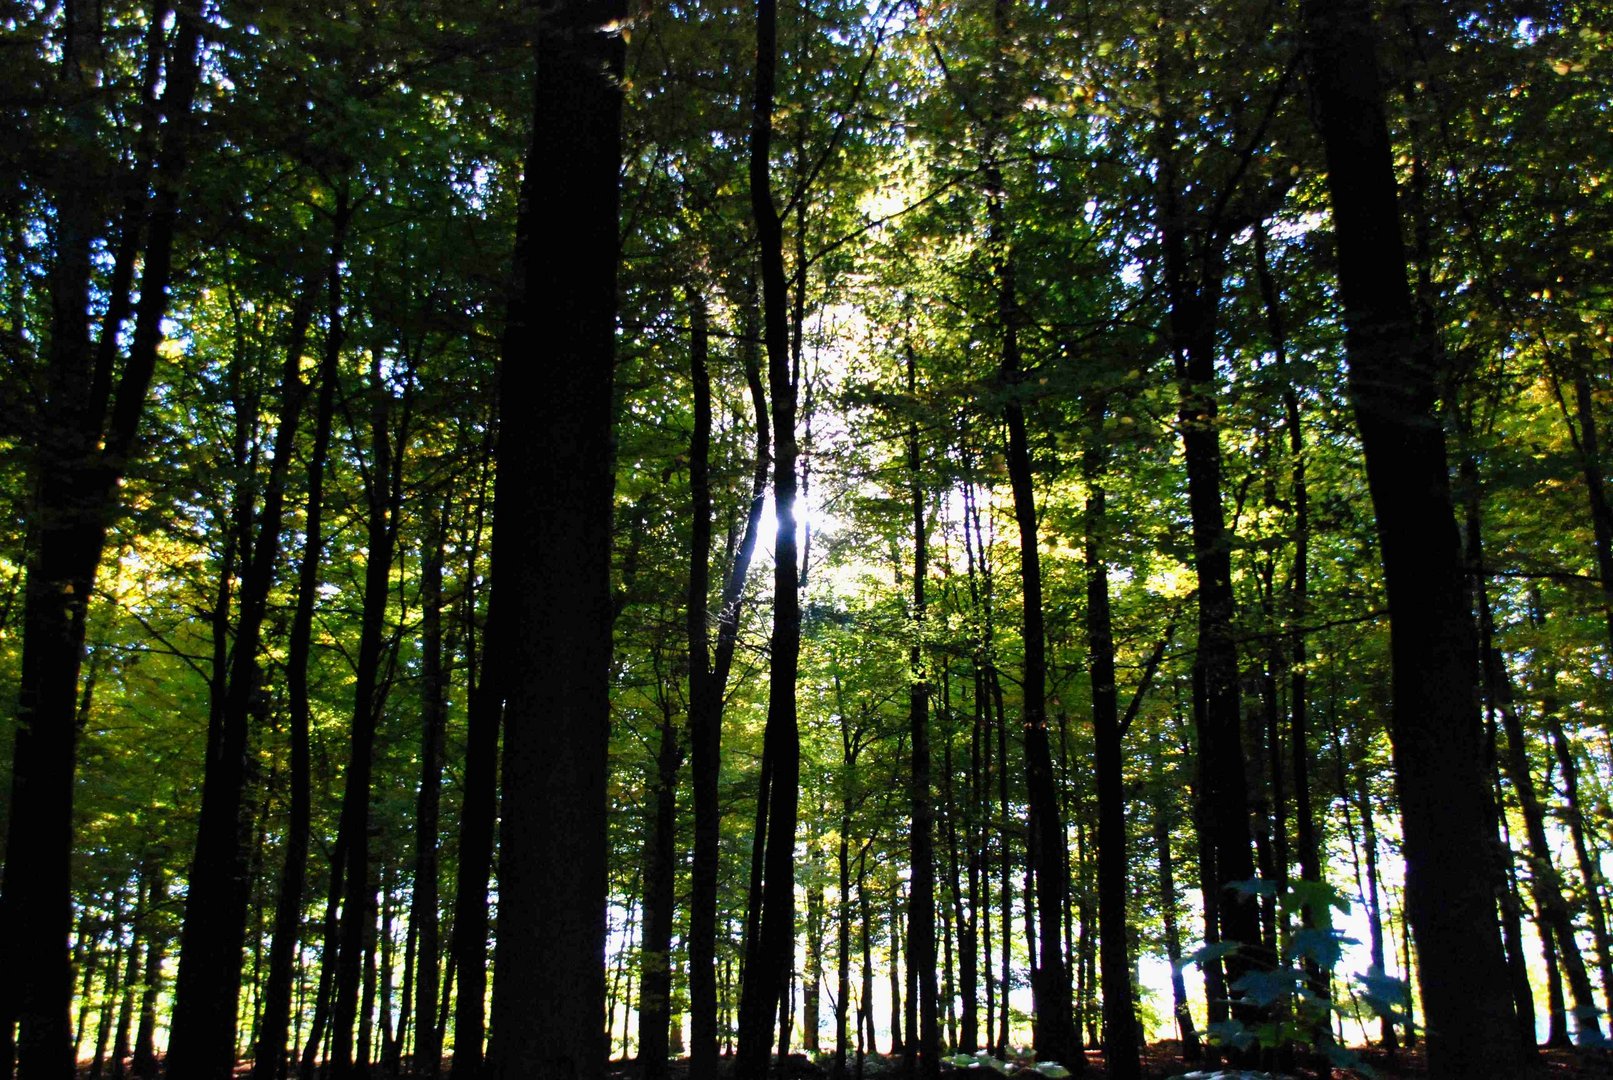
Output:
[
  {"xmin": 1301, "ymin": 0, "xmax": 1526, "ymax": 1074},
  {"xmin": 483, "ymin": 0, "xmax": 625, "ymax": 1076},
  {"xmin": 2, "ymin": 6, "xmax": 202, "ymax": 1076}
]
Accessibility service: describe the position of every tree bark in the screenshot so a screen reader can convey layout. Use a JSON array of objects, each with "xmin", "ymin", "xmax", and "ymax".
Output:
[
  {"xmin": 2, "ymin": 9, "xmax": 200, "ymax": 1077},
  {"xmin": 1300, "ymin": 3, "xmax": 1526, "ymax": 1070},
  {"xmin": 734, "ymin": 0, "xmax": 803, "ymax": 1066},
  {"xmin": 1083, "ymin": 396, "xmax": 1134, "ymax": 1079},
  {"xmin": 250, "ymin": 193, "xmax": 349, "ymax": 1080},
  {"xmin": 411, "ymin": 507, "xmax": 449, "ymax": 1078},
  {"xmin": 329, "ymin": 355, "xmax": 407, "ymax": 1079},
  {"xmin": 482, "ymin": 0, "xmax": 623, "ymax": 1073},
  {"xmin": 688, "ymin": 287, "xmax": 770, "ymax": 1076},
  {"xmin": 638, "ymin": 672, "xmax": 682, "ymax": 1080},
  {"xmin": 905, "ymin": 348, "xmax": 940, "ymax": 1080}
]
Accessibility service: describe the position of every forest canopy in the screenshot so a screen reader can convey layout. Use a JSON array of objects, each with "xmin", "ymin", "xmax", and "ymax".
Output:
[{"xmin": 2, "ymin": 1, "xmax": 1611, "ymax": 1079}]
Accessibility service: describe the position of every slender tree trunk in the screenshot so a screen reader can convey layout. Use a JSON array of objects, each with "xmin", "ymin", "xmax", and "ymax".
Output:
[
  {"xmin": 109, "ymin": 885, "xmax": 141, "ymax": 1080},
  {"xmin": 1355, "ymin": 773, "xmax": 1396, "ymax": 1049},
  {"xmin": 905, "ymin": 349, "xmax": 940, "ymax": 1080},
  {"xmin": 1544, "ymin": 683, "xmax": 1613, "ymax": 1020},
  {"xmin": 404, "ymin": 508, "xmax": 448, "ymax": 1078},
  {"xmin": 805, "ymin": 877, "xmax": 824, "ymax": 1054},
  {"xmin": 73, "ymin": 912, "xmax": 102, "ymax": 1063},
  {"xmin": 836, "ymin": 827, "xmax": 852, "ymax": 1080},
  {"xmin": 889, "ymin": 890, "xmax": 903, "ymax": 1055},
  {"xmin": 1083, "ymin": 397, "xmax": 1133, "ymax": 1079},
  {"xmin": 89, "ymin": 887, "xmax": 127, "ymax": 1080},
  {"xmin": 358, "ymin": 881, "xmax": 381, "ymax": 1073},
  {"xmin": 1256, "ymin": 223, "xmax": 1327, "ymax": 1020},
  {"xmin": 859, "ymin": 865, "xmax": 877, "ymax": 1058},
  {"xmin": 1160, "ymin": 194, "xmax": 1261, "ymax": 1038},
  {"xmin": 253, "ymin": 197, "xmax": 349, "ymax": 1080},
  {"xmin": 329, "ymin": 357, "xmax": 406, "ymax": 1080},
  {"xmin": 1152, "ymin": 766, "xmax": 1197, "ymax": 1057},
  {"xmin": 688, "ymin": 288, "xmax": 769, "ymax": 1076},
  {"xmin": 130, "ymin": 865, "xmax": 164, "ymax": 1080},
  {"xmin": 448, "ymin": 485, "xmax": 501, "ymax": 1080},
  {"xmin": 482, "ymin": 0, "xmax": 623, "ymax": 1073},
  {"xmin": 1301, "ymin": 1, "xmax": 1525, "ymax": 1073},
  {"xmin": 944, "ymin": 679, "xmax": 977, "ymax": 1055},
  {"xmin": 638, "ymin": 684, "xmax": 682, "ymax": 1080},
  {"xmin": 171, "ymin": 238, "xmax": 324, "ymax": 1080},
  {"xmin": 735, "ymin": 0, "xmax": 802, "ymax": 1066},
  {"xmin": 1541, "ymin": 921, "xmax": 1571, "ymax": 1048}
]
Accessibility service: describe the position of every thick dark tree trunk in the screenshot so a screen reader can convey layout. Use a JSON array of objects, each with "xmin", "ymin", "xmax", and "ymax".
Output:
[
  {"xmin": 1300, "ymin": 2, "xmax": 1525, "ymax": 1072},
  {"xmin": 905, "ymin": 350, "xmax": 940, "ymax": 1080},
  {"xmin": 251, "ymin": 195, "xmax": 349, "ymax": 1080},
  {"xmin": 1, "ymin": 11, "xmax": 200, "ymax": 1078},
  {"xmin": 1082, "ymin": 398, "xmax": 1134, "ymax": 1079},
  {"xmin": 734, "ymin": 0, "xmax": 803, "ymax": 1068},
  {"xmin": 482, "ymin": 0, "xmax": 623, "ymax": 1074}
]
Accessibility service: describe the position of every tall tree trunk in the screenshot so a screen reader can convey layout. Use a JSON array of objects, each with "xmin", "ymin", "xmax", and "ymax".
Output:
[
  {"xmin": 1000, "ymin": 321, "xmax": 1076, "ymax": 1063},
  {"xmin": 835, "ymin": 826, "xmax": 852, "ymax": 1080},
  {"xmin": 89, "ymin": 886, "xmax": 128, "ymax": 1080},
  {"xmin": 1083, "ymin": 397, "xmax": 1133, "ymax": 1079},
  {"xmin": 638, "ymin": 678, "xmax": 682, "ymax": 1080},
  {"xmin": 448, "ymin": 467, "xmax": 501, "ymax": 1080},
  {"xmin": 1354, "ymin": 773, "xmax": 1396, "ymax": 1049},
  {"xmin": 2, "ymin": 10, "xmax": 200, "ymax": 1077},
  {"xmin": 482, "ymin": 0, "xmax": 623, "ymax": 1073},
  {"xmin": 1301, "ymin": 1, "xmax": 1525, "ymax": 1073},
  {"xmin": 945, "ymin": 674, "xmax": 978, "ymax": 1054},
  {"xmin": 170, "ymin": 232, "xmax": 323, "ymax": 1080},
  {"xmin": 1151, "ymin": 758, "xmax": 1198, "ymax": 1057},
  {"xmin": 1159, "ymin": 183, "xmax": 1261, "ymax": 1038},
  {"xmin": 1542, "ymin": 669, "xmax": 1613, "ymax": 1020},
  {"xmin": 804, "ymin": 876, "xmax": 824, "ymax": 1054},
  {"xmin": 411, "ymin": 508, "xmax": 449, "ymax": 1079},
  {"xmin": 889, "ymin": 890, "xmax": 903, "ymax": 1055},
  {"xmin": 130, "ymin": 865, "xmax": 165, "ymax": 1080},
  {"xmin": 905, "ymin": 349, "xmax": 940, "ymax": 1080},
  {"xmin": 330, "ymin": 356, "xmax": 406, "ymax": 1079},
  {"xmin": 859, "ymin": 861, "xmax": 877, "ymax": 1059},
  {"xmin": 109, "ymin": 875, "xmax": 142, "ymax": 1080},
  {"xmin": 734, "ymin": 0, "xmax": 803, "ymax": 1066},
  {"xmin": 688, "ymin": 288, "xmax": 769, "ymax": 1076},
  {"xmin": 253, "ymin": 195, "xmax": 350, "ymax": 1080},
  {"xmin": 1255, "ymin": 222, "xmax": 1327, "ymax": 1018}
]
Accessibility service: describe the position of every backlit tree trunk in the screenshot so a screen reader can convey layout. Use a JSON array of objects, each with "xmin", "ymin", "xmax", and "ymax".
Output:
[
  {"xmin": 482, "ymin": 0, "xmax": 624, "ymax": 1074},
  {"xmin": 1301, "ymin": 0, "xmax": 1525, "ymax": 1072}
]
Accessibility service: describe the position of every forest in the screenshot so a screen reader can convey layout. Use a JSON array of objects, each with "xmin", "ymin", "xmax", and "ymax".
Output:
[{"xmin": 1, "ymin": 0, "xmax": 1610, "ymax": 1078}]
